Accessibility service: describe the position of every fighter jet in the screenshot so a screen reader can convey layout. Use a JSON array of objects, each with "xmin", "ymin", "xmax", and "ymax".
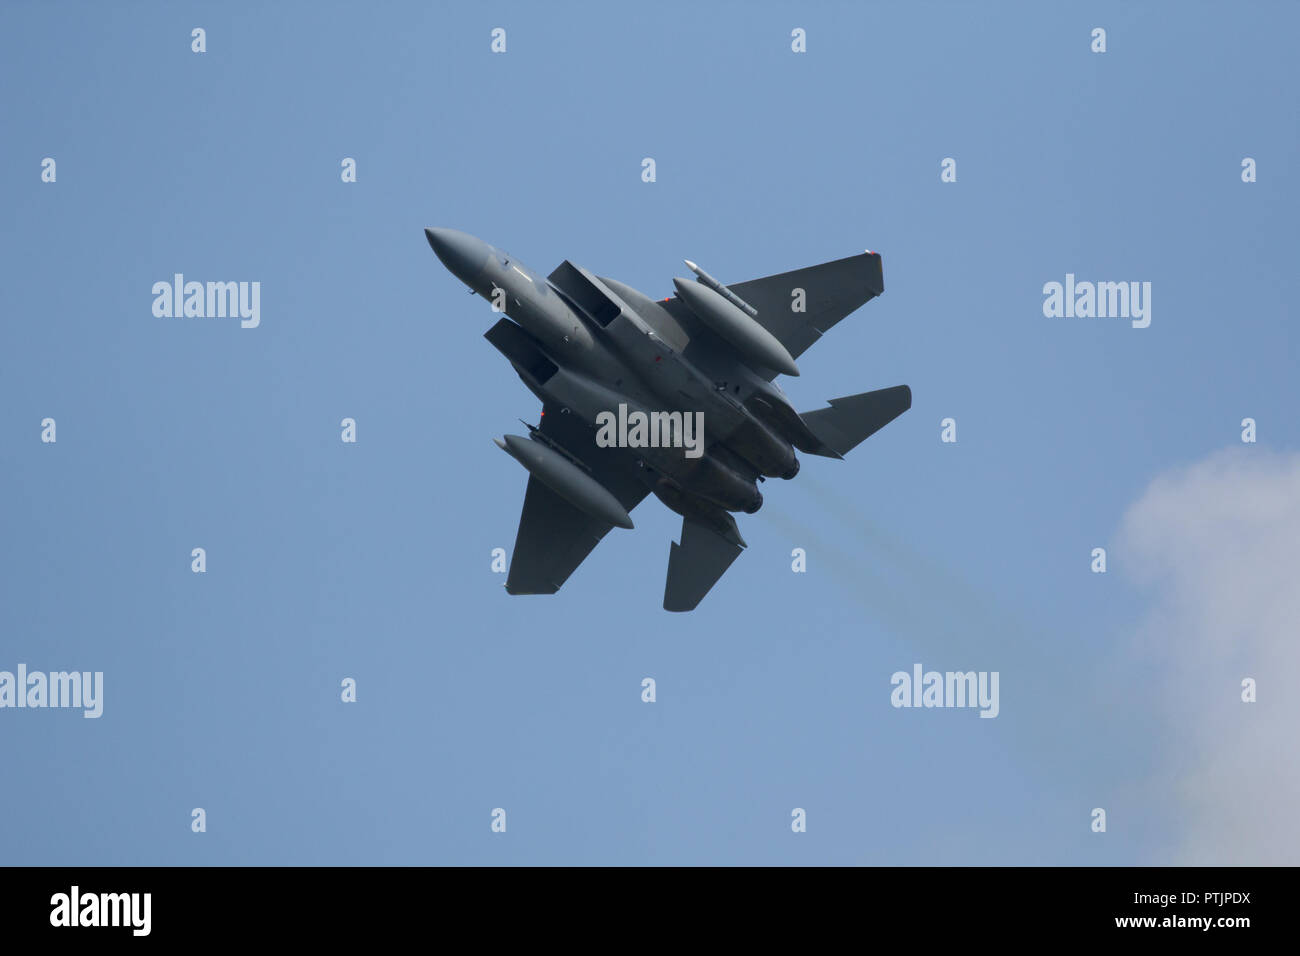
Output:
[{"xmin": 425, "ymin": 227, "xmax": 911, "ymax": 611}]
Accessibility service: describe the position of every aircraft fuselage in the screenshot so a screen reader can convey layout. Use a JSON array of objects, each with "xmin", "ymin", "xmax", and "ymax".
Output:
[{"xmin": 425, "ymin": 228, "xmax": 802, "ymax": 518}]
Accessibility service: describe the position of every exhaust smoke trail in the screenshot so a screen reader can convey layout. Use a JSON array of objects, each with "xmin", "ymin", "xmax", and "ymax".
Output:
[{"xmin": 763, "ymin": 471, "xmax": 1118, "ymax": 803}]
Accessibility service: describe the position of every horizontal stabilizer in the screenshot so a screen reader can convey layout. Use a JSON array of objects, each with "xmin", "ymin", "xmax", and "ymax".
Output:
[
  {"xmin": 800, "ymin": 385, "xmax": 911, "ymax": 458},
  {"xmin": 664, "ymin": 516, "xmax": 745, "ymax": 612}
]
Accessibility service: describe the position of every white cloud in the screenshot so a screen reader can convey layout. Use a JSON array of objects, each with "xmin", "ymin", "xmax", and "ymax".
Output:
[{"xmin": 1118, "ymin": 447, "xmax": 1300, "ymax": 864}]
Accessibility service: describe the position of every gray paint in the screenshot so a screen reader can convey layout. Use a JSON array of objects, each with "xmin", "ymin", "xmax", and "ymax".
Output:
[{"xmin": 424, "ymin": 227, "xmax": 910, "ymax": 610}]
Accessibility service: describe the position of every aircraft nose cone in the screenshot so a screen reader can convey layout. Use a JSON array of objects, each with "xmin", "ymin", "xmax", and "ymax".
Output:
[{"xmin": 424, "ymin": 227, "xmax": 491, "ymax": 284}]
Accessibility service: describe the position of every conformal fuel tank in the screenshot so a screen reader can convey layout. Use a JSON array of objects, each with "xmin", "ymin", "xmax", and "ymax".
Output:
[
  {"xmin": 494, "ymin": 434, "xmax": 635, "ymax": 529},
  {"xmin": 672, "ymin": 277, "xmax": 800, "ymax": 377}
]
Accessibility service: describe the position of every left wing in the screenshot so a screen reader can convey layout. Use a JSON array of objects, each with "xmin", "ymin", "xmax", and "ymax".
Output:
[
  {"xmin": 664, "ymin": 251, "xmax": 884, "ymax": 375},
  {"xmin": 724, "ymin": 251, "xmax": 884, "ymax": 362},
  {"xmin": 504, "ymin": 406, "xmax": 651, "ymax": 595}
]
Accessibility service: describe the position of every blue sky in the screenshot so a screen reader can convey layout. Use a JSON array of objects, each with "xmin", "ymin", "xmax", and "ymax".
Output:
[{"xmin": 2, "ymin": 1, "xmax": 1297, "ymax": 865}]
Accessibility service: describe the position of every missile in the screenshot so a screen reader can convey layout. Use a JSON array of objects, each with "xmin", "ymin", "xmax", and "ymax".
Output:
[
  {"xmin": 683, "ymin": 260, "xmax": 759, "ymax": 317},
  {"xmin": 673, "ymin": 277, "xmax": 800, "ymax": 377},
  {"xmin": 494, "ymin": 434, "xmax": 634, "ymax": 529}
]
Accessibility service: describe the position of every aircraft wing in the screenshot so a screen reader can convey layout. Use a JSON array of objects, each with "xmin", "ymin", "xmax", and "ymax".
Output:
[
  {"xmin": 504, "ymin": 407, "xmax": 652, "ymax": 595},
  {"xmin": 723, "ymin": 251, "xmax": 884, "ymax": 364}
]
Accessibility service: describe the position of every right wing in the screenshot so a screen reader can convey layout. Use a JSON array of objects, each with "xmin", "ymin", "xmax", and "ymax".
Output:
[{"xmin": 504, "ymin": 407, "xmax": 652, "ymax": 595}]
